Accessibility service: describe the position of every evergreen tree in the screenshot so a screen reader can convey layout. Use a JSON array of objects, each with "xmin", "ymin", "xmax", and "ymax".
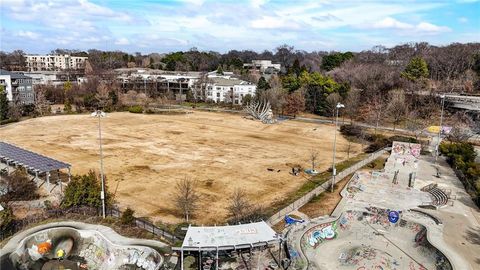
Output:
[
  {"xmin": 216, "ymin": 65, "xmax": 224, "ymax": 75},
  {"xmin": 256, "ymin": 77, "xmax": 270, "ymax": 100},
  {"xmin": 401, "ymin": 57, "xmax": 429, "ymax": 81},
  {"xmin": 0, "ymin": 85, "xmax": 9, "ymax": 121}
]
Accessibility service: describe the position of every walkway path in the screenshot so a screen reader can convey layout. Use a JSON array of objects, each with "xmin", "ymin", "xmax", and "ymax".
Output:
[{"xmin": 416, "ymin": 154, "xmax": 480, "ymax": 270}]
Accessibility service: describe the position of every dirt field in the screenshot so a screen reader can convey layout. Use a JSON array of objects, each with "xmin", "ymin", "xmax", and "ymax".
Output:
[{"xmin": 0, "ymin": 111, "xmax": 361, "ymax": 224}]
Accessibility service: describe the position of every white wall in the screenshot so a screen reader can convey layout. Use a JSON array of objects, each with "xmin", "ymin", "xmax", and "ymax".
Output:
[{"xmin": 0, "ymin": 75, "xmax": 13, "ymax": 101}]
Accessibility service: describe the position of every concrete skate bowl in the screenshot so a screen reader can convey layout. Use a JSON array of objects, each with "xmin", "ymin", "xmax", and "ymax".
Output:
[
  {"xmin": 1, "ymin": 227, "xmax": 163, "ymax": 270},
  {"xmin": 300, "ymin": 209, "xmax": 452, "ymax": 270}
]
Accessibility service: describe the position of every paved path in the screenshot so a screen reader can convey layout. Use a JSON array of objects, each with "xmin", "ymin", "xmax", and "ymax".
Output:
[{"xmin": 416, "ymin": 154, "xmax": 480, "ymax": 270}]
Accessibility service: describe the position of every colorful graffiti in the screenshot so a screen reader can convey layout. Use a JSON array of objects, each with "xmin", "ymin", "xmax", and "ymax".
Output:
[
  {"xmin": 392, "ymin": 142, "xmax": 421, "ymax": 158},
  {"xmin": 306, "ymin": 222, "xmax": 338, "ymax": 247}
]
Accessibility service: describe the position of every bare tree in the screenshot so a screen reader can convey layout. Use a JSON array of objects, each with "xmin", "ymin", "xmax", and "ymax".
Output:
[
  {"xmin": 227, "ymin": 188, "xmax": 252, "ymax": 223},
  {"xmin": 310, "ymin": 149, "xmax": 319, "ymax": 172},
  {"xmin": 362, "ymin": 94, "xmax": 385, "ymax": 135},
  {"xmin": 325, "ymin": 92, "xmax": 342, "ymax": 122},
  {"xmin": 344, "ymin": 88, "xmax": 362, "ymax": 123},
  {"xmin": 173, "ymin": 177, "xmax": 200, "ymax": 222},
  {"xmin": 405, "ymin": 110, "xmax": 426, "ymax": 140},
  {"xmin": 386, "ymin": 89, "xmax": 407, "ymax": 131},
  {"xmin": 283, "ymin": 90, "xmax": 305, "ymax": 117},
  {"xmin": 34, "ymin": 87, "xmax": 51, "ymax": 116}
]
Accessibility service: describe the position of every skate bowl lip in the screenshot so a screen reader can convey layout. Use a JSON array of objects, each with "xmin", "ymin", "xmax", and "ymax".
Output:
[{"xmin": 0, "ymin": 221, "xmax": 169, "ymax": 269}]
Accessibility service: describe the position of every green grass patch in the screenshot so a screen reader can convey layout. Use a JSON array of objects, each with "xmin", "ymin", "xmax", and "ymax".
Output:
[{"xmin": 266, "ymin": 153, "xmax": 367, "ymax": 217}]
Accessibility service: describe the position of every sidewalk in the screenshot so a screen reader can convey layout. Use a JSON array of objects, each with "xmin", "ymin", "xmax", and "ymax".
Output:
[{"xmin": 416, "ymin": 154, "xmax": 480, "ymax": 270}]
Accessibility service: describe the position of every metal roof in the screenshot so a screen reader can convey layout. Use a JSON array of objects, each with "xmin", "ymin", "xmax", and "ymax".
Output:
[
  {"xmin": 0, "ymin": 142, "xmax": 70, "ymax": 173},
  {"xmin": 0, "ymin": 69, "xmax": 32, "ymax": 79},
  {"xmin": 180, "ymin": 221, "xmax": 279, "ymax": 250}
]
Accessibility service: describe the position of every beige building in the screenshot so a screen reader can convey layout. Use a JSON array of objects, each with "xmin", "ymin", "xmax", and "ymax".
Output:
[{"xmin": 25, "ymin": 54, "xmax": 88, "ymax": 71}]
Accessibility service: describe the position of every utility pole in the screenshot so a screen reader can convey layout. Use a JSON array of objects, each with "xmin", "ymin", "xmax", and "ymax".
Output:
[
  {"xmin": 92, "ymin": 110, "xmax": 106, "ymax": 218},
  {"xmin": 331, "ymin": 103, "xmax": 345, "ymax": 193},
  {"xmin": 435, "ymin": 95, "xmax": 445, "ymax": 162}
]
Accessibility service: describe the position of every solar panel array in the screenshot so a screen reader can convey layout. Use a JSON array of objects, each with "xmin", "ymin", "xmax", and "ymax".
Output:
[{"xmin": 0, "ymin": 142, "xmax": 70, "ymax": 173}]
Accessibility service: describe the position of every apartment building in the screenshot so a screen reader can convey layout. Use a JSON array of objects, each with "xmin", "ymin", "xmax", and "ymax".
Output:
[
  {"xmin": 0, "ymin": 69, "xmax": 35, "ymax": 105},
  {"xmin": 25, "ymin": 54, "xmax": 88, "ymax": 72},
  {"xmin": 243, "ymin": 60, "xmax": 281, "ymax": 73},
  {"xmin": 205, "ymin": 77, "xmax": 256, "ymax": 105}
]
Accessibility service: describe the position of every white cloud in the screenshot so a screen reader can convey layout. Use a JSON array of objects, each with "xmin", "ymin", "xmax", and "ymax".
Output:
[
  {"xmin": 250, "ymin": 16, "xmax": 301, "ymax": 30},
  {"xmin": 368, "ymin": 17, "xmax": 450, "ymax": 34},
  {"xmin": 251, "ymin": 0, "xmax": 269, "ymax": 8},
  {"xmin": 16, "ymin": 30, "xmax": 40, "ymax": 39},
  {"xmin": 416, "ymin": 22, "xmax": 450, "ymax": 33},
  {"xmin": 458, "ymin": 17, "xmax": 468, "ymax": 23},
  {"xmin": 180, "ymin": 0, "xmax": 205, "ymax": 6},
  {"xmin": 372, "ymin": 17, "xmax": 412, "ymax": 30},
  {"xmin": 115, "ymin": 37, "xmax": 130, "ymax": 45}
]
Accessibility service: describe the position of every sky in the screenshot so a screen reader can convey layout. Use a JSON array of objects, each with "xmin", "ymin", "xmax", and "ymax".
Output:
[{"xmin": 0, "ymin": 0, "xmax": 479, "ymax": 54}]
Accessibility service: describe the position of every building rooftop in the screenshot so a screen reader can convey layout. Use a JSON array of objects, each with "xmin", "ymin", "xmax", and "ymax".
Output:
[
  {"xmin": 211, "ymin": 77, "xmax": 251, "ymax": 86},
  {"xmin": 180, "ymin": 221, "xmax": 279, "ymax": 251},
  {"xmin": 0, "ymin": 69, "xmax": 31, "ymax": 79}
]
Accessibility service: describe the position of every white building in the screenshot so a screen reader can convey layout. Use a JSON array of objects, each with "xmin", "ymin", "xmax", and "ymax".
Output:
[
  {"xmin": 243, "ymin": 60, "xmax": 281, "ymax": 73},
  {"xmin": 206, "ymin": 77, "xmax": 256, "ymax": 105},
  {"xmin": 25, "ymin": 54, "xmax": 88, "ymax": 71}
]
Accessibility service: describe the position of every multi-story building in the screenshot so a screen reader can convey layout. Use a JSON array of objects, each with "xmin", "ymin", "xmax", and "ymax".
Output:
[
  {"xmin": 243, "ymin": 60, "xmax": 281, "ymax": 73},
  {"xmin": 0, "ymin": 69, "xmax": 35, "ymax": 105},
  {"xmin": 205, "ymin": 77, "xmax": 256, "ymax": 105},
  {"xmin": 25, "ymin": 54, "xmax": 88, "ymax": 72}
]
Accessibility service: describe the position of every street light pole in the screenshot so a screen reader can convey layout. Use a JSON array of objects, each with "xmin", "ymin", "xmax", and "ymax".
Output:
[
  {"xmin": 92, "ymin": 110, "xmax": 106, "ymax": 218},
  {"xmin": 331, "ymin": 103, "xmax": 345, "ymax": 193},
  {"xmin": 435, "ymin": 95, "xmax": 445, "ymax": 162}
]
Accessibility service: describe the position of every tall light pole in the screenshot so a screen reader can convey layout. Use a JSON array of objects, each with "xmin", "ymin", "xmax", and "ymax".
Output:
[
  {"xmin": 91, "ymin": 110, "xmax": 106, "ymax": 218},
  {"xmin": 435, "ymin": 95, "xmax": 445, "ymax": 162},
  {"xmin": 331, "ymin": 102, "xmax": 345, "ymax": 193}
]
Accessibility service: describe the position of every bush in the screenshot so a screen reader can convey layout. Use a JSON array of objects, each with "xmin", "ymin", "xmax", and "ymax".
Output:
[
  {"xmin": 121, "ymin": 207, "xmax": 135, "ymax": 226},
  {"xmin": 365, "ymin": 135, "xmax": 390, "ymax": 153},
  {"xmin": 0, "ymin": 168, "xmax": 39, "ymax": 202},
  {"xmin": 440, "ymin": 141, "xmax": 479, "ymax": 206},
  {"xmin": 0, "ymin": 205, "xmax": 15, "ymax": 235},
  {"xmin": 340, "ymin": 125, "xmax": 364, "ymax": 137},
  {"xmin": 388, "ymin": 135, "xmax": 418, "ymax": 144},
  {"xmin": 62, "ymin": 170, "xmax": 114, "ymax": 208},
  {"xmin": 128, "ymin": 105, "xmax": 144, "ymax": 114}
]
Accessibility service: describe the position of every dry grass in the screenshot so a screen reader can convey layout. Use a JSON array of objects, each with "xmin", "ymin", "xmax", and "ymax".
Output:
[{"xmin": 0, "ymin": 111, "xmax": 361, "ymax": 224}]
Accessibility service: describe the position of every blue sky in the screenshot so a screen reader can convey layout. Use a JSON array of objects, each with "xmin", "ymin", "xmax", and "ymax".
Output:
[{"xmin": 0, "ymin": 0, "xmax": 478, "ymax": 54}]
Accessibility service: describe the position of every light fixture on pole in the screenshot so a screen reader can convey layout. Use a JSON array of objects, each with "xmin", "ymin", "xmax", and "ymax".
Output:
[
  {"xmin": 435, "ymin": 95, "xmax": 446, "ymax": 162},
  {"xmin": 91, "ymin": 110, "xmax": 107, "ymax": 218},
  {"xmin": 331, "ymin": 102, "xmax": 345, "ymax": 193}
]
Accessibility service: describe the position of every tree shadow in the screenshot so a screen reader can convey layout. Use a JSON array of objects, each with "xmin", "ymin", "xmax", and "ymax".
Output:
[{"xmin": 465, "ymin": 226, "xmax": 480, "ymax": 245}]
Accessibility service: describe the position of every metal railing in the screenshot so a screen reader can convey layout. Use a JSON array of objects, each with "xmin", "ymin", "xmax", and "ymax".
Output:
[
  {"xmin": 0, "ymin": 205, "xmax": 181, "ymax": 243},
  {"xmin": 267, "ymin": 148, "xmax": 389, "ymax": 225}
]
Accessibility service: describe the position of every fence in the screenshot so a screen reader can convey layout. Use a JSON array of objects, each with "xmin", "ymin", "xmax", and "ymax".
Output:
[
  {"xmin": 267, "ymin": 147, "xmax": 389, "ymax": 225},
  {"xmin": 0, "ymin": 206, "xmax": 181, "ymax": 243}
]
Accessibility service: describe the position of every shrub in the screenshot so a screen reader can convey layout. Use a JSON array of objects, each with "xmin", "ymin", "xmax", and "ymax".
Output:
[
  {"xmin": 340, "ymin": 125, "xmax": 364, "ymax": 137},
  {"xmin": 440, "ymin": 141, "xmax": 479, "ymax": 206},
  {"xmin": 0, "ymin": 205, "xmax": 15, "ymax": 235},
  {"xmin": 388, "ymin": 135, "xmax": 418, "ymax": 144},
  {"xmin": 121, "ymin": 207, "xmax": 135, "ymax": 226},
  {"xmin": 128, "ymin": 105, "xmax": 144, "ymax": 114},
  {"xmin": 365, "ymin": 135, "xmax": 390, "ymax": 153},
  {"xmin": 145, "ymin": 108, "xmax": 155, "ymax": 114},
  {"xmin": 0, "ymin": 168, "xmax": 39, "ymax": 202},
  {"xmin": 62, "ymin": 170, "xmax": 114, "ymax": 208}
]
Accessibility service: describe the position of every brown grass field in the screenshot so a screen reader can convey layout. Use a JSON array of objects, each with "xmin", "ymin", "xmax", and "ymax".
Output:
[{"xmin": 0, "ymin": 111, "xmax": 361, "ymax": 224}]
